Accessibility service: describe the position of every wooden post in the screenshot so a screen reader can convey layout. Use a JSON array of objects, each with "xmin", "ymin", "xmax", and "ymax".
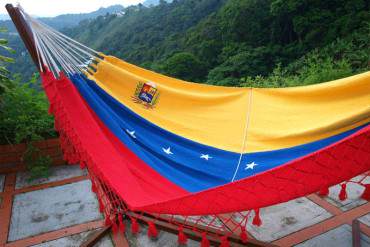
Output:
[
  {"xmin": 352, "ymin": 219, "xmax": 361, "ymax": 247},
  {"xmin": 5, "ymin": 4, "xmax": 41, "ymax": 70}
]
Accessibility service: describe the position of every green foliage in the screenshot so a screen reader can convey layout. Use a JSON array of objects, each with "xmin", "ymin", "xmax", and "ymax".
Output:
[
  {"xmin": 159, "ymin": 52, "xmax": 207, "ymax": 81},
  {"xmin": 0, "ymin": 28, "xmax": 14, "ymax": 94},
  {"xmin": 0, "ymin": 32, "xmax": 55, "ymax": 180},
  {"xmin": 207, "ymin": 44, "xmax": 279, "ymax": 85},
  {"xmin": 67, "ymin": 0, "xmax": 226, "ymax": 68},
  {"xmin": 23, "ymin": 143, "xmax": 51, "ymax": 181},
  {"xmin": 241, "ymin": 52, "xmax": 354, "ymax": 88},
  {"xmin": 63, "ymin": 0, "xmax": 369, "ymax": 86},
  {"xmin": 0, "ymin": 74, "xmax": 56, "ymax": 145}
]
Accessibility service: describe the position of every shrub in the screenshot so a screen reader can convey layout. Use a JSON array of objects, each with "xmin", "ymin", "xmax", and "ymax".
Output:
[
  {"xmin": 0, "ymin": 74, "xmax": 56, "ymax": 144},
  {"xmin": 159, "ymin": 52, "xmax": 207, "ymax": 82},
  {"xmin": 23, "ymin": 143, "xmax": 52, "ymax": 181},
  {"xmin": 0, "ymin": 73, "xmax": 56, "ymax": 180},
  {"xmin": 240, "ymin": 53, "xmax": 354, "ymax": 88}
]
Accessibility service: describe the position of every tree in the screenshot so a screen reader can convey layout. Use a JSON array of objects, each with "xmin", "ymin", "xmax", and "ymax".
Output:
[{"xmin": 160, "ymin": 52, "xmax": 207, "ymax": 82}]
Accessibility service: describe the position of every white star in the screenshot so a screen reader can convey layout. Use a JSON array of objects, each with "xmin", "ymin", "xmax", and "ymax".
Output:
[
  {"xmin": 126, "ymin": 129, "xmax": 136, "ymax": 139},
  {"xmin": 200, "ymin": 154, "xmax": 212, "ymax": 161},
  {"xmin": 245, "ymin": 162, "xmax": 258, "ymax": 170},
  {"xmin": 162, "ymin": 147, "xmax": 173, "ymax": 155}
]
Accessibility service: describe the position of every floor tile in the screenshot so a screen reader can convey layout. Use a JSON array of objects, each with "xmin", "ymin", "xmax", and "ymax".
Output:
[
  {"xmin": 296, "ymin": 224, "xmax": 370, "ymax": 247},
  {"xmin": 247, "ymin": 197, "xmax": 332, "ymax": 242},
  {"xmin": 359, "ymin": 213, "xmax": 370, "ymax": 227},
  {"xmin": 9, "ymin": 180, "xmax": 102, "ymax": 241},
  {"xmin": 324, "ymin": 175, "xmax": 369, "ymax": 211}
]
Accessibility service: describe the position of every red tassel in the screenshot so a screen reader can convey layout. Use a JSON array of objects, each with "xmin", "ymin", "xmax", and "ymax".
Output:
[
  {"xmin": 105, "ymin": 216, "xmax": 112, "ymax": 226},
  {"xmin": 361, "ymin": 184, "xmax": 370, "ymax": 201},
  {"xmin": 112, "ymin": 220, "xmax": 118, "ymax": 235},
  {"xmin": 98, "ymin": 198, "xmax": 104, "ymax": 213},
  {"xmin": 148, "ymin": 221, "xmax": 158, "ymax": 238},
  {"xmin": 201, "ymin": 232, "xmax": 210, "ymax": 247},
  {"xmin": 339, "ymin": 184, "xmax": 348, "ymax": 201},
  {"xmin": 219, "ymin": 236, "xmax": 230, "ymax": 247},
  {"xmin": 318, "ymin": 187, "xmax": 329, "ymax": 196},
  {"xmin": 48, "ymin": 105, "xmax": 54, "ymax": 115},
  {"xmin": 80, "ymin": 161, "xmax": 86, "ymax": 169},
  {"xmin": 131, "ymin": 217, "xmax": 140, "ymax": 234},
  {"xmin": 177, "ymin": 227, "xmax": 188, "ymax": 245},
  {"xmin": 240, "ymin": 226, "xmax": 248, "ymax": 243},
  {"xmin": 91, "ymin": 181, "xmax": 97, "ymax": 193},
  {"xmin": 252, "ymin": 209, "xmax": 262, "ymax": 227},
  {"xmin": 118, "ymin": 214, "xmax": 125, "ymax": 233}
]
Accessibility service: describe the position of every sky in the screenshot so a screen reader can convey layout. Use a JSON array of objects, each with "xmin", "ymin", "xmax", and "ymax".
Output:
[{"xmin": 1, "ymin": 0, "xmax": 144, "ymax": 17}]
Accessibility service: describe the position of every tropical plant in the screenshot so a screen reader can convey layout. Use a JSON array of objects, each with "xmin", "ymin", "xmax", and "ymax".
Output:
[
  {"xmin": 0, "ymin": 73, "xmax": 56, "ymax": 144},
  {"xmin": 0, "ymin": 27, "xmax": 14, "ymax": 95}
]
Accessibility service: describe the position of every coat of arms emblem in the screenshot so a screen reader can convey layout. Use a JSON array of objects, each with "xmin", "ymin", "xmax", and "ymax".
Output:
[{"xmin": 132, "ymin": 81, "xmax": 160, "ymax": 109}]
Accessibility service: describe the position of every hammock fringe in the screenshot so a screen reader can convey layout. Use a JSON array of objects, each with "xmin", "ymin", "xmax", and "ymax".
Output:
[
  {"xmin": 339, "ymin": 184, "xmax": 348, "ymax": 201},
  {"xmin": 130, "ymin": 217, "xmax": 140, "ymax": 234},
  {"xmin": 177, "ymin": 226, "xmax": 188, "ymax": 245},
  {"xmin": 318, "ymin": 187, "xmax": 330, "ymax": 197},
  {"xmin": 361, "ymin": 184, "xmax": 370, "ymax": 201},
  {"xmin": 147, "ymin": 221, "xmax": 159, "ymax": 238}
]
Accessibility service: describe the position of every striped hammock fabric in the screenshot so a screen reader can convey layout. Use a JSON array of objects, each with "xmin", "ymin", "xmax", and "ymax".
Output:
[
  {"xmin": 52, "ymin": 58, "xmax": 370, "ymax": 215},
  {"xmin": 7, "ymin": 4, "xmax": 370, "ymax": 244}
]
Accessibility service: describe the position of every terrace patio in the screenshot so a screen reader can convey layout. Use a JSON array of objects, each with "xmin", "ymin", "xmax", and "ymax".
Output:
[{"xmin": 0, "ymin": 139, "xmax": 369, "ymax": 247}]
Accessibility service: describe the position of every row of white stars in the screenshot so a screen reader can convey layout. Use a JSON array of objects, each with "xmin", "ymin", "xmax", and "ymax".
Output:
[
  {"xmin": 163, "ymin": 147, "xmax": 212, "ymax": 161},
  {"xmin": 126, "ymin": 129, "xmax": 258, "ymax": 170}
]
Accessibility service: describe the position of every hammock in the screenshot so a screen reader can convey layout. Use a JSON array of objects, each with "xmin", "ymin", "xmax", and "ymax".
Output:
[{"xmin": 7, "ymin": 4, "xmax": 370, "ymax": 245}]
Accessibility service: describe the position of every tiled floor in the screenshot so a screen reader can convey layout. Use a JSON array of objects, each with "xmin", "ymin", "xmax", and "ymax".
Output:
[
  {"xmin": 9, "ymin": 180, "xmax": 102, "ymax": 241},
  {"xmin": 360, "ymin": 213, "xmax": 370, "ymax": 227},
  {"xmin": 325, "ymin": 180, "xmax": 368, "ymax": 211},
  {"xmin": 296, "ymin": 224, "xmax": 370, "ymax": 247},
  {"xmin": 0, "ymin": 164, "xmax": 369, "ymax": 247},
  {"xmin": 248, "ymin": 198, "xmax": 332, "ymax": 242}
]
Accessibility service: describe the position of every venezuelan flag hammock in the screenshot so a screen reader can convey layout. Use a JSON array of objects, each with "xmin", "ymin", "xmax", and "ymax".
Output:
[{"xmin": 8, "ymin": 4, "xmax": 370, "ymax": 245}]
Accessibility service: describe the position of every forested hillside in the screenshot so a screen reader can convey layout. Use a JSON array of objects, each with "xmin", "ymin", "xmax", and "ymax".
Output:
[
  {"xmin": 67, "ymin": 0, "xmax": 369, "ymax": 86},
  {"xmin": 2, "ymin": 0, "xmax": 370, "ymax": 86}
]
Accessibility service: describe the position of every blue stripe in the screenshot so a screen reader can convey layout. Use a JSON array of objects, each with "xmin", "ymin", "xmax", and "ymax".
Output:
[{"xmin": 69, "ymin": 73, "xmax": 367, "ymax": 192}]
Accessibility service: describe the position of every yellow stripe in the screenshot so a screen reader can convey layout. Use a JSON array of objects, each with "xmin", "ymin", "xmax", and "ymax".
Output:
[
  {"xmin": 250, "ymin": 73, "xmax": 370, "ymax": 151},
  {"xmin": 87, "ymin": 55, "xmax": 370, "ymax": 152}
]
